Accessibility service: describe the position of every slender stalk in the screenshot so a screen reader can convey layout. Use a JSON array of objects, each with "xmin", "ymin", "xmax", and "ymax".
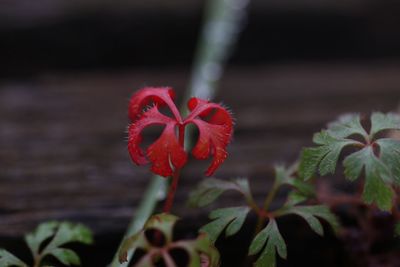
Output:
[
  {"xmin": 163, "ymin": 125, "xmax": 185, "ymax": 213},
  {"xmin": 110, "ymin": 176, "xmax": 166, "ymax": 267},
  {"xmin": 163, "ymin": 169, "xmax": 181, "ymax": 213},
  {"xmin": 33, "ymin": 258, "xmax": 41, "ymax": 267}
]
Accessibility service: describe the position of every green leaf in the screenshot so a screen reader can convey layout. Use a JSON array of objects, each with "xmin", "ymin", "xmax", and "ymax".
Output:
[
  {"xmin": 343, "ymin": 146, "xmax": 394, "ymax": 211},
  {"xmin": 200, "ymin": 206, "xmax": 250, "ymax": 243},
  {"xmin": 25, "ymin": 221, "xmax": 92, "ymax": 267},
  {"xmin": 0, "ymin": 249, "xmax": 27, "ymax": 267},
  {"xmin": 376, "ymin": 139, "xmax": 400, "ymax": 184},
  {"xmin": 283, "ymin": 205, "xmax": 339, "ymax": 235},
  {"xmin": 50, "ymin": 248, "xmax": 80, "ymax": 266},
  {"xmin": 299, "ymin": 112, "xmax": 400, "ymax": 211},
  {"xmin": 25, "ymin": 221, "xmax": 59, "ymax": 256},
  {"xmin": 285, "ymin": 191, "xmax": 308, "ymax": 206},
  {"xmin": 189, "ymin": 178, "xmax": 252, "ymax": 207},
  {"xmin": 248, "ymin": 219, "xmax": 287, "ymax": 267},
  {"xmin": 299, "ymin": 131, "xmax": 357, "ymax": 180},
  {"xmin": 326, "ymin": 113, "xmax": 367, "ymax": 138},
  {"xmin": 48, "ymin": 222, "xmax": 93, "ymax": 248},
  {"xmin": 370, "ymin": 112, "xmax": 400, "ymax": 137}
]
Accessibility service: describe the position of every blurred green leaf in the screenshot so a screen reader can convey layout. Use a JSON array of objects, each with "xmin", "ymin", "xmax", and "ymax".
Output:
[
  {"xmin": 49, "ymin": 248, "xmax": 80, "ymax": 266},
  {"xmin": 25, "ymin": 221, "xmax": 59, "ymax": 256},
  {"xmin": 0, "ymin": 249, "xmax": 27, "ymax": 267},
  {"xmin": 248, "ymin": 219, "xmax": 286, "ymax": 267},
  {"xmin": 25, "ymin": 221, "xmax": 93, "ymax": 267},
  {"xmin": 282, "ymin": 205, "xmax": 339, "ymax": 235},
  {"xmin": 370, "ymin": 112, "xmax": 400, "ymax": 137},
  {"xmin": 200, "ymin": 206, "xmax": 250, "ymax": 243},
  {"xmin": 189, "ymin": 178, "xmax": 252, "ymax": 207}
]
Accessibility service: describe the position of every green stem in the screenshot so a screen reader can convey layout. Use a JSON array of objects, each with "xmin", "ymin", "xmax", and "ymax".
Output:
[{"xmin": 110, "ymin": 176, "xmax": 166, "ymax": 267}]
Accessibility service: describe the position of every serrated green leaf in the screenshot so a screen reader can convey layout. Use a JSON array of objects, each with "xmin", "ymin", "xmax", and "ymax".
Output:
[
  {"xmin": 248, "ymin": 219, "xmax": 286, "ymax": 267},
  {"xmin": 283, "ymin": 205, "xmax": 339, "ymax": 235},
  {"xmin": 50, "ymin": 248, "xmax": 80, "ymax": 266},
  {"xmin": 326, "ymin": 113, "xmax": 367, "ymax": 138},
  {"xmin": 370, "ymin": 112, "xmax": 400, "ymax": 137},
  {"xmin": 200, "ymin": 206, "xmax": 250, "ymax": 243},
  {"xmin": 189, "ymin": 178, "xmax": 252, "ymax": 208},
  {"xmin": 27, "ymin": 221, "xmax": 93, "ymax": 267},
  {"xmin": 0, "ymin": 249, "xmax": 27, "ymax": 267},
  {"xmin": 299, "ymin": 131, "xmax": 356, "ymax": 180},
  {"xmin": 343, "ymin": 146, "xmax": 394, "ymax": 211},
  {"xmin": 376, "ymin": 139, "xmax": 400, "ymax": 184},
  {"xmin": 49, "ymin": 222, "xmax": 93, "ymax": 248},
  {"xmin": 300, "ymin": 112, "xmax": 400, "ymax": 211},
  {"xmin": 25, "ymin": 221, "xmax": 59, "ymax": 255}
]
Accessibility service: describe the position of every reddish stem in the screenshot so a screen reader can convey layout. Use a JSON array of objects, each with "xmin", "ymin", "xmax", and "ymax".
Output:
[
  {"xmin": 163, "ymin": 168, "xmax": 182, "ymax": 213},
  {"xmin": 163, "ymin": 125, "xmax": 185, "ymax": 213}
]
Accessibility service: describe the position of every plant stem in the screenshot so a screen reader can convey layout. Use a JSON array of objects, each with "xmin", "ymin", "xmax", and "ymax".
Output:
[
  {"xmin": 163, "ymin": 169, "xmax": 181, "ymax": 213},
  {"xmin": 163, "ymin": 125, "xmax": 185, "ymax": 213},
  {"xmin": 254, "ymin": 179, "xmax": 281, "ymax": 235},
  {"xmin": 33, "ymin": 255, "xmax": 42, "ymax": 267},
  {"xmin": 110, "ymin": 176, "xmax": 167, "ymax": 267}
]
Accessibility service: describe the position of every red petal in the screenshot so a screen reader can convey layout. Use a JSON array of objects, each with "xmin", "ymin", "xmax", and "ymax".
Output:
[
  {"xmin": 185, "ymin": 98, "xmax": 233, "ymax": 176},
  {"xmin": 128, "ymin": 105, "xmax": 187, "ymax": 177},
  {"xmin": 128, "ymin": 87, "xmax": 179, "ymax": 122},
  {"xmin": 147, "ymin": 124, "xmax": 187, "ymax": 177}
]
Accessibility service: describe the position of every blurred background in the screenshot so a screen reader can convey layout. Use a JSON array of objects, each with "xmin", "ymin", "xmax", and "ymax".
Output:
[{"xmin": 1, "ymin": 0, "xmax": 400, "ymax": 266}]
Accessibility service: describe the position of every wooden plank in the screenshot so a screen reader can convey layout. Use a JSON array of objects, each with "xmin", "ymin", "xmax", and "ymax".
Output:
[{"xmin": 1, "ymin": 63, "xmax": 400, "ymax": 240}]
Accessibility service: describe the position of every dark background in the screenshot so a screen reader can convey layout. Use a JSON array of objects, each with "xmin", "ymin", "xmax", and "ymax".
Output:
[{"xmin": 1, "ymin": 0, "xmax": 400, "ymax": 266}]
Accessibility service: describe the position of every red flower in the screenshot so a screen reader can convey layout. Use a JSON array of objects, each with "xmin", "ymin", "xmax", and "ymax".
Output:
[{"xmin": 128, "ymin": 87, "xmax": 233, "ymax": 177}]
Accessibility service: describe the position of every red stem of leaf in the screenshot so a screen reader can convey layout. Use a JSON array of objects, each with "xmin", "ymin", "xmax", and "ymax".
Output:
[{"xmin": 163, "ymin": 125, "xmax": 185, "ymax": 213}]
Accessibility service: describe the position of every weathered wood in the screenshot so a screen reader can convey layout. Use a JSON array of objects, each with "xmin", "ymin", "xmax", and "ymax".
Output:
[{"xmin": 1, "ymin": 63, "xmax": 400, "ymax": 242}]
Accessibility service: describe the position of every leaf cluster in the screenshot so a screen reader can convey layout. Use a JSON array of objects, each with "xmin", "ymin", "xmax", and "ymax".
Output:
[
  {"xmin": 189, "ymin": 165, "xmax": 338, "ymax": 267},
  {"xmin": 0, "ymin": 221, "xmax": 93, "ymax": 267},
  {"xmin": 299, "ymin": 112, "xmax": 400, "ymax": 211}
]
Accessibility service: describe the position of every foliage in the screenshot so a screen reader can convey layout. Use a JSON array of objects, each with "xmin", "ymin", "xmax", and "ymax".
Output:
[
  {"xmin": 127, "ymin": 87, "xmax": 234, "ymax": 177},
  {"xmin": 248, "ymin": 219, "xmax": 286, "ymax": 267},
  {"xmin": 299, "ymin": 112, "xmax": 400, "ymax": 211},
  {"xmin": 0, "ymin": 221, "xmax": 93, "ymax": 267},
  {"xmin": 119, "ymin": 213, "xmax": 220, "ymax": 267},
  {"xmin": 190, "ymin": 165, "xmax": 338, "ymax": 266}
]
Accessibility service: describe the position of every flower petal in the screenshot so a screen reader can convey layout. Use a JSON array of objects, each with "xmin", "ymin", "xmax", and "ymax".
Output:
[
  {"xmin": 186, "ymin": 97, "xmax": 233, "ymax": 176},
  {"xmin": 191, "ymin": 119, "xmax": 231, "ymax": 176},
  {"xmin": 147, "ymin": 124, "xmax": 187, "ymax": 177},
  {"xmin": 128, "ymin": 87, "xmax": 178, "ymax": 122},
  {"xmin": 128, "ymin": 105, "xmax": 187, "ymax": 177}
]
